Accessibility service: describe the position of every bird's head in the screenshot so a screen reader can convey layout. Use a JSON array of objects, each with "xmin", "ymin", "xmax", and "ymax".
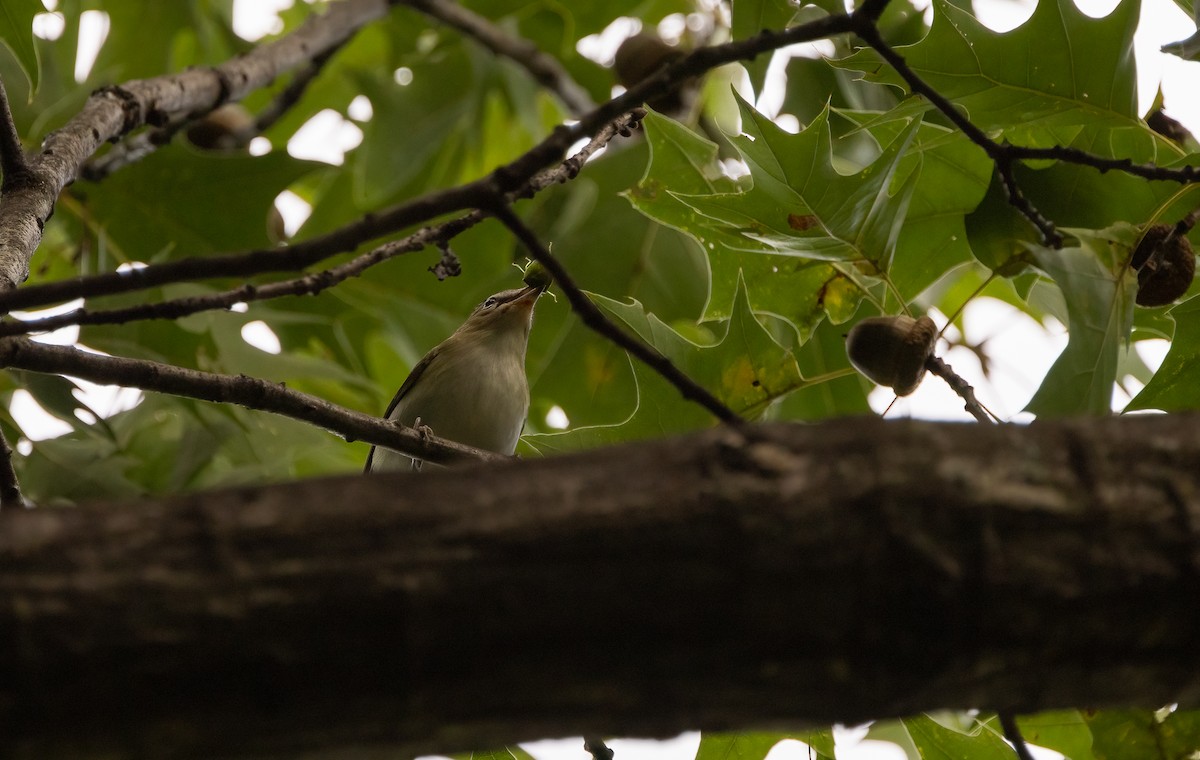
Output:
[{"xmin": 455, "ymin": 283, "xmax": 546, "ymax": 343}]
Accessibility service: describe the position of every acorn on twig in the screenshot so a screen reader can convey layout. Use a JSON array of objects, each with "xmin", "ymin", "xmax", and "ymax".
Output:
[
  {"xmin": 845, "ymin": 315, "xmax": 938, "ymax": 396},
  {"xmin": 613, "ymin": 33, "xmax": 688, "ymax": 114},
  {"xmin": 1132, "ymin": 223, "xmax": 1196, "ymax": 307}
]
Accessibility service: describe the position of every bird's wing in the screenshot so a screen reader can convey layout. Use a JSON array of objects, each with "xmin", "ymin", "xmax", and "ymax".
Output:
[{"xmin": 364, "ymin": 347, "xmax": 440, "ymax": 473}]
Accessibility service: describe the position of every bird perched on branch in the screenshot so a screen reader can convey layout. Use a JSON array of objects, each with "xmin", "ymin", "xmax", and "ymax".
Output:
[{"xmin": 364, "ymin": 279, "xmax": 548, "ymax": 472}]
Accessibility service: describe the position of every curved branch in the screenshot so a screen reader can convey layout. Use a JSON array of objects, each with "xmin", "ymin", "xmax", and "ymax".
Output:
[
  {"xmin": 83, "ymin": 34, "xmax": 356, "ymax": 182},
  {"xmin": 488, "ymin": 200, "xmax": 744, "ymax": 426},
  {"xmin": 409, "ymin": 0, "xmax": 595, "ymax": 116},
  {"xmin": 0, "ymin": 337, "xmax": 503, "ymax": 466},
  {"xmin": 849, "ymin": 18, "xmax": 1200, "ymax": 247},
  {"xmin": 0, "ymin": 13, "xmax": 860, "ymax": 314},
  {"xmin": 0, "ymin": 110, "xmax": 642, "ymax": 333},
  {"xmin": 0, "ymin": 0, "xmax": 397, "ymax": 292}
]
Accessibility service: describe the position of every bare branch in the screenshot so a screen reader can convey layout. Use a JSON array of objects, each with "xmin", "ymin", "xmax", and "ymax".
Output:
[
  {"xmin": 0, "ymin": 13, "xmax": 859, "ymax": 310},
  {"xmin": 82, "ymin": 37, "xmax": 353, "ymax": 181},
  {"xmin": 926, "ymin": 357, "xmax": 992, "ymax": 424},
  {"xmin": 0, "ymin": 110, "xmax": 643, "ymax": 333},
  {"xmin": 848, "ymin": 18, "xmax": 1199, "ymax": 247},
  {"xmin": 0, "ymin": 337, "xmax": 503, "ymax": 466},
  {"xmin": 998, "ymin": 713, "xmax": 1038, "ymax": 760},
  {"xmin": 0, "ymin": 0, "xmax": 397, "ymax": 292},
  {"xmin": 994, "ymin": 158, "xmax": 1063, "ymax": 248},
  {"xmin": 488, "ymin": 200, "xmax": 744, "ymax": 426},
  {"xmin": 409, "ymin": 0, "xmax": 595, "ymax": 117}
]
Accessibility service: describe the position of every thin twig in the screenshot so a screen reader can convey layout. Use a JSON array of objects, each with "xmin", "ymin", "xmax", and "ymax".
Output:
[
  {"xmin": 409, "ymin": 0, "xmax": 595, "ymax": 116},
  {"xmin": 994, "ymin": 158, "xmax": 1063, "ymax": 248},
  {"xmin": 78, "ymin": 117, "xmax": 191, "ymax": 182},
  {"xmin": 851, "ymin": 17, "xmax": 1200, "ymax": 244},
  {"xmin": 488, "ymin": 200, "xmax": 744, "ymax": 426},
  {"xmin": 0, "ymin": 426, "xmax": 31, "ymax": 510},
  {"xmin": 254, "ymin": 43, "xmax": 348, "ymax": 136},
  {"xmin": 848, "ymin": 20, "xmax": 1063, "ymax": 247},
  {"xmin": 0, "ymin": 77, "xmax": 30, "ymax": 186},
  {"xmin": 998, "ymin": 712, "xmax": 1037, "ymax": 760},
  {"xmin": 0, "ymin": 111, "xmax": 643, "ymax": 335},
  {"xmin": 1, "ymin": 12, "xmax": 857, "ymax": 308},
  {"xmin": 926, "ymin": 356, "xmax": 992, "ymax": 423},
  {"xmin": 0, "ymin": 336, "xmax": 503, "ymax": 466},
  {"xmin": 584, "ymin": 737, "xmax": 615, "ymax": 760}
]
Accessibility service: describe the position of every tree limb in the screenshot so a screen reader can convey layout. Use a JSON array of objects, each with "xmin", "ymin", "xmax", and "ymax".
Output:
[
  {"xmin": 0, "ymin": 337, "xmax": 502, "ymax": 466},
  {"xmin": 0, "ymin": 0, "xmax": 397, "ymax": 292},
  {"xmin": 0, "ymin": 110, "xmax": 643, "ymax": 332},
  {"xmin": 3, "ymin": 414, "xmax": 1200, "ymax": 758},
  {"xmin": 489, "ymin": 200, "xmax": 743, "ymax": 425},
  {"xmin": 0, "ymin": 8, "xmax": 860, "ymax": 314},
  {"xmin": 409, "ymin": 0, "xmax": 595, "ymax": 116}
]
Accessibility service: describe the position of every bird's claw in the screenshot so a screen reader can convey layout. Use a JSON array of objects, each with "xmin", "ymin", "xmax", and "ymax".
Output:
[{"xmin": 410, "ymin": 416, "xmax": 434, "ymax": 472}]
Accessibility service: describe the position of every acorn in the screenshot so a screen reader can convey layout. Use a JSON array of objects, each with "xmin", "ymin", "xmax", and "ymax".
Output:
[
  {"xmin": 186, "ymin": 104, "xmax": 255, "ymax": 151},
  {"xmin": 522, "ymin": 260, "xmax": 553, "ymax": 291},
  {"xmin": 613, "ymin": 33, "xmax": 687, "ymax": 114},
  {"xmin": 845, "ymin": 315, "xmax": 938, "ymax": 396},
  {"xmin": 1132, "ymin": 224, "xmax": 1195, "ymax": 307}
]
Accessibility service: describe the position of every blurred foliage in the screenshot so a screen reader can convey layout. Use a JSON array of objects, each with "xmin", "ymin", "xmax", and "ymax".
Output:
[{"xmin": 1, "ymin": 0, "xmax": 1198, "ymax": 755}]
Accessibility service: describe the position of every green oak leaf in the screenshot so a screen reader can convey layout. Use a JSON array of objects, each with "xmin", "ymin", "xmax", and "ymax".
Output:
[
  {"xmin": 903, "ymin": 714, "xmax": 1017, "ymax": 760},
  {"xmin": 1025, "ymin": 226, "xmax": 1139, "ymax": 417},
  {"xmin": 834, "ymin": 0, "xmax": 1141, "ymax": 132},
  {"xmin": 695, "ymin": 733, "xmax": 787, "ymax": 760},
  {"xmin": 679, "ymin": 96, "xmax": 918, "ymax": 273},
  {"xmin": 1127, "ymin": 295, "xmax": 1200, "ymax": 411},
  {"xmin": 731, "ymin": 0, "xmax": 797, "ymax": 93},
  {"xmin": 1085, "ymin": 708, "xmax": 1200, "ymax": 760},
  {"xmin": 524, "ymin": 275, "xmax": 804, "ymax": 453},
  {"xmin": 79, "ymin": 144, "xmax": 317, "ymax": 263},
  {"xmin": 1013, "ymin": 710, "xmax": 1096, "ymax": 760},
  {"xmin": 628, "ymin": 103, "xmax": 920, "ymax": 337},
  {"xmin": 0, "ymin": 0, "xmax": 41, "ymax": 93},
  {"xmin": 839, "ymin": 111, "xmax": 992, "ymax": 298}
]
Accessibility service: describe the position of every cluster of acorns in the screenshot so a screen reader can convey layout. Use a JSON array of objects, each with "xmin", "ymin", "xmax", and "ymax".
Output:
[{"xmin": 845, "ymin": 225, "xmax": 1196, "ymax": 397}]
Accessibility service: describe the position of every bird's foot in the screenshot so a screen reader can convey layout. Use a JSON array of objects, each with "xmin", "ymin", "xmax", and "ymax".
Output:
[{"xmin": 410, "ymin": 416, "xmax": 434, "ymax": 472}]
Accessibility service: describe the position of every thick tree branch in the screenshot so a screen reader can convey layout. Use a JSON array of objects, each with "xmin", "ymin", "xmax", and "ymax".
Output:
[
  {"xmin": 409, "ymin": 0, "xmax": 595, "ymax": 116},
  {"xmin": 489, "ymin": 201, "xmax": 744, "ymax": 425},
  {"xmin": 0, "ymin": 337, "xmax": 502, "ymax": 466},
  {"xmin": 83, "ymin": 36, "xmax": 354, "ymax": 181},
  {"xmin": 0, "ymin": 110, "xmax": 642, "ymax": 333},
  {"xmin": 3, "ymin": 415, "xmax": 1200, "ymax": 758},
  {"xmin": 0, "ymin": 0, "xmax": 397, "ymax": 292}
]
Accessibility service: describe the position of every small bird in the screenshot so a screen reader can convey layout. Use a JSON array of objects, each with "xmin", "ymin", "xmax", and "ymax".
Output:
[{"xmin": 364, "ymin": 282, "xmax": 545, "ymax": 472}]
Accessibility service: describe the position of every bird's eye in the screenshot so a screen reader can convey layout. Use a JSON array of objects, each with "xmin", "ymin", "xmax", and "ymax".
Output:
[{"xmin": 483, "ymin": 297, "xmax": 498, "ymax": 308}]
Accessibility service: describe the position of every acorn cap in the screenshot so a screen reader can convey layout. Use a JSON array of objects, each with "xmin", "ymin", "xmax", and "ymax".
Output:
[
  {"xmin": 1134, "ymin": 224, "xmax": 1196, "ymax": 307},
  {"xmin": 845, "ymin": 315, "xmax": 938, "ymax": 396}
]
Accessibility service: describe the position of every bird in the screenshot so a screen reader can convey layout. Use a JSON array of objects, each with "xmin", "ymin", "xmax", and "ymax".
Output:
[{"xmin": 364, "ymin": 282, "xmax": 545, "ymax": 472}]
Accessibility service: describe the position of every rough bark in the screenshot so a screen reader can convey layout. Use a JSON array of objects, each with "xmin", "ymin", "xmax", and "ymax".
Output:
[
  {"xmin": 0, "ymin": 0, "xmax": 394, "ymax": 291},
  {"xmin": 2, "ymin": 415, "xmax": 1200, "ymax": 759}
]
